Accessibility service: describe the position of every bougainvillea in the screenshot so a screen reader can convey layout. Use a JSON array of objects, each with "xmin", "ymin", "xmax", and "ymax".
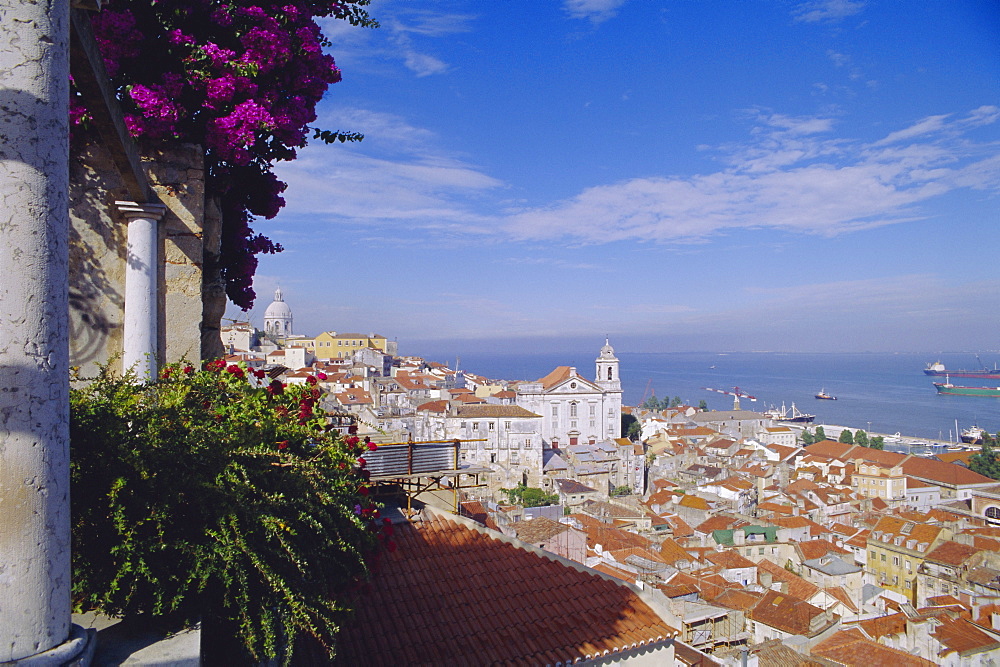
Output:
[
  {"xmin": 76, "ymin": 1, "xmax": 375, "ymax": 309},
  {"xmin": 70, "ymin": 361, "xmax": 392, "ymax": 663}
]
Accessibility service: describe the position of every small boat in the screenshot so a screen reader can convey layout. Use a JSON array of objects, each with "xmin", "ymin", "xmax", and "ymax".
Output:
[{"xmin": 815, "ymin": 388, "xmax": 837, "ymax": 400}]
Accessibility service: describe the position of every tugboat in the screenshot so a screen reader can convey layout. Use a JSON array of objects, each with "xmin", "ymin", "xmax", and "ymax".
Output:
[{"xmin": 815, "ymin": 388, "xmax": 837, "ymax": 400}]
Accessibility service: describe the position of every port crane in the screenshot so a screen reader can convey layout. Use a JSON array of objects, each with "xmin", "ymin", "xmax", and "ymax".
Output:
[{"xmin": 702, "ymin": 386, "xmax": 757, "ymax": 410}]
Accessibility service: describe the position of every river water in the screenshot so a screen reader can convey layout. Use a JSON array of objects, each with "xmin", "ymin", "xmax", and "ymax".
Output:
[{"xmin": 450, "ymin": 351, "xmax": 1000, "ymax": 441}]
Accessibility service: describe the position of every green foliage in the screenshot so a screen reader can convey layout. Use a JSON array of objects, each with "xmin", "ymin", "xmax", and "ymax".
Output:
[
  {"xmin": 698, "ymin": 400, "xmax": 708, "ymax": 411},
  {"xmin": 869, "ymin": 435, "xmax": 885, "ymax": 450},
  {"xmin": 641, "ymin": 394, "xmax": 662, "ymax": 411},
  {"xmin": 670, "ymin": 396, "xmax": 683, "ymax": 408},
  {"xmin": 838, "ymin": 429, "xmax": 854, "ymax": 445},
  {"xmin": 970, "ymin": 441, "xmax": 1000, "ymax": 480},
  {"xmin": 70, "ymin": 362, "xmax": 382, "ymax": 664},
  {"xmin": 622, "ymin": 412, "xmax": 641, "ymax": 440},
  {"xmin": 500, "ymin": 484, "xmax": 559, "ymax": 508},
  {"xmin": 611, "ymin": 485, "xmax": 631, "ymax": 497},
  {"xmin": 800, "ymin": 430, "xmax": 815, "ymax": 446},
  {"xmin": 855, "ymin": 429, "xmax": 869, "ymax": 447},
  {"xmin": 815, "ymin": 426, "xmax": 827, "ymax": 442}
]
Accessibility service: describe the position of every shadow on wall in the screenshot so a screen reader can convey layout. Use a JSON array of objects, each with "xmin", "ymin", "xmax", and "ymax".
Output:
[{"xmin": 69, "ymin": 141, "xmax": 128, "ymax": 375}]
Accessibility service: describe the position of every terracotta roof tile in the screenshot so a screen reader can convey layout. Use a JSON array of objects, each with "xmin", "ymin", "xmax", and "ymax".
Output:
[
  {"xmin": 749, "ymin": 589, "xmax": 837, "ymax": 637},
  {"xmin": 336, "ymin": 511, "xmax": 677, "ymax": 664},
  {"xmin": 812, "ymin": 630, "xmax": 936, "ymax": 666},
  {"xmin": 756, "ymin": 559, "xmax": 820, "ymax": 601}
]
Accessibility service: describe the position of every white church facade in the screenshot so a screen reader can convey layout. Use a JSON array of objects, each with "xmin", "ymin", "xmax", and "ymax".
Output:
[{"xmin": 515, "ymin": 339, "xmax": 623, "ymax": 448}]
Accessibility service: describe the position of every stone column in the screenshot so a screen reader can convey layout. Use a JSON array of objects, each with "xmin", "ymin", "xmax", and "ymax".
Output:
[
  {"xmin": 0, "ymin": 0, "xmax": 91, "ymax": 663},
  {"xmin": 115, "ymin": 201, "xmax": 167, "ymax": 380}
]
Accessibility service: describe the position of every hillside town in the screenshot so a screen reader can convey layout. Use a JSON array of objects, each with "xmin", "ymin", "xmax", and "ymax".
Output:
[{"xmin": 221, "ymin": 290, "xmax": 1000, "ymax": 666}]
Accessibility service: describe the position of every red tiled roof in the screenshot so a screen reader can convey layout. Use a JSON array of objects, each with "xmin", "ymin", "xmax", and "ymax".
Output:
[
  {"xmin": 859, "ymin": 611, "xmax": 906, "ymax": 639},
  {"xmin": 812, "ymin": 630, "xmax": 936, "ymax": 666},
  {"xmin": 336, "ymin": 511, "xmax": 677, "ymax": 665},
  {"xmin": 749, "ymin": 589, "xmax": 836, "ymax": 637},
  {"xmin": 925, "ymin": 540, "xmax": 982, "ymax": 567},
  {"xmin": 756, "ymin": 559, "xmax": 819, "ymax": 601},
  {"xmin": 932, "ymin": 614, "xmax": 1000, "ymax": 656}
]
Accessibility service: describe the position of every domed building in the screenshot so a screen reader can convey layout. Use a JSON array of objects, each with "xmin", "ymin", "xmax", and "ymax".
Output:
[{"xmin": 263, "ymin": 287, "xmax": 293, "ymax": 339}]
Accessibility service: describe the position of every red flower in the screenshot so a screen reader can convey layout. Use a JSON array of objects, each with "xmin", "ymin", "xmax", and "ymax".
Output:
[
  {"xmin": 386, "ymin": 540, "xmax": 397, "ymax": 553},
  {"xmin": 267, "ymin": 379, "xmax": 283, "ymax": 395},
  {"xmin": 183, "ymin": 365, "xmax": 194, "ymax": 375},
  {"xmin": 253, "ymin": 369, "xmax": 266, "ymax": 379},
  {"xmin": 366, "ymin": 441, "xmax": 378, "ymax": 452},
  {"xmin": 161, "ymin": 367, "xmax": 173, "ymax": 379},
  {"xmin": 278, "ymin": 440, "xmax": 289, "ymax": 450},
  {"xmin": 345, "ymin": 435, "xmax": 360, "ymax": 447},
  {"xmin": 310, "ymin": 388, "xmax": 320, "ymax": 400},
  {"xmin": 316, "ymin": 372, "xmax": 327, "ymax": 380},
  {"xmin": 357, "ymin": 457, "xmax": 366, "ymax": 467},
  {"xmin": 306, "ymin": 375, "xmax": 317, "ymax": 386},
  {"xmin": 358, "ymin": 485, "xmax": 369, "ymax": 496}
]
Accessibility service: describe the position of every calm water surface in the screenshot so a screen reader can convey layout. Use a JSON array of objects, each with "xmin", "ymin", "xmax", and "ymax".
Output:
[{"xmin": 451, "ymin": 351, "xmax": 1000, "ymax": 441}]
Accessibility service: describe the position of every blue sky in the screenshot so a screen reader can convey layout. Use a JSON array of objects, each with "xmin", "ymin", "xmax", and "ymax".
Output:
[{"xmin": 232, "ymin": 0, "xmax": 1000, "ymax": 357}]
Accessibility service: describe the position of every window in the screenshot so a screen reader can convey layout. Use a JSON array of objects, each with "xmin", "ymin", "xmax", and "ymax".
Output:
[
  {"xmin": 870, "ymin": 550, "xmax": 876, "ymax": 560},
  {"xmin": 589, "ymin": 404, "xmax": 596, "ymax": 416},
  {"xmin": 904, "ymin": 579, "xmax": 910, "ymax": 589},
  {"xmin": 608, "ymin": 367, "xmax": 613, "ymax": 380},
  {"xmin": 881, "ymin": 553, "xmax": 886, "ymax": 562},
  {"xmin": 505, "ymin": 421, "xmax": 511, "ymax": 429},
  {"xmin": 524, "ymin": 439, "xmax": 532, "ymax": 449},
  {"xmin": 570, "ymin": 402, "xmax": 578, "ymax": 417},
  {"xmin": 552, "ymin": 406, "xmax": 558, "ymax": 417},
  {"xmin": 472, "ymin": 422, "xmax": 479, "ymax": 431},
  {"xmin": 905, "ymin": 560, "xmax": 911, "ymax": 571},
  {"xmin": 986, "ymin": 506, "xmax": 1000, "ymax": 520},
  {"xmin": 759, "ymin": 547, "xmax": 764, "ymax": 555},
  {"xmin": 893, "ymin": 556, "xmax": 900, "ymax": 567},
  {"xmin": 488, "ymin": 422, "xmax": 495, "ymax": 430}
]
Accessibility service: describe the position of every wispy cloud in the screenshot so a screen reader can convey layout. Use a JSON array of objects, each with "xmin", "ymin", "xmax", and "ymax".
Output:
[
  {"xmin": 792, "ymin": 0, "xmax": 865, "ymax": 23},
  {"xmin": 502, "ymin": 108, "xmax": 1000, "ymax": 243},
  {"xmin": 275, "ymin": 108, "xmax": 501, "ymax": 231},
  {"xmin": 278, "ymin": 105, "xmax": 998, "ymax": 251},
  {"xmin": 320, "ymin": 6, "xmax": 474, "ymax": 78},
  {"xmin": 564, "ymin": 0, "xmax": 630, "ymax": 24}
]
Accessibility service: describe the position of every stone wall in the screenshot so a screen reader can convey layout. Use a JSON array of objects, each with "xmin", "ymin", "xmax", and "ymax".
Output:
[{"xmin": 69, "ymin": 140, "xmax": 221, "ymax": 377}]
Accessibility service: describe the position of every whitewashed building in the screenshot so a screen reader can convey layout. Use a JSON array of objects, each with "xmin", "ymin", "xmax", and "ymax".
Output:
[{"xmin": 515, "ymin": 339, "xmax": 623, "ymax": 448}]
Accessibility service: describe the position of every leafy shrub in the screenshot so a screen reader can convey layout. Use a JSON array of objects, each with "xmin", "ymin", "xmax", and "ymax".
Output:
[{"xmin": 70, "ymin": 361, "xmax": 388, "ymax": 663}]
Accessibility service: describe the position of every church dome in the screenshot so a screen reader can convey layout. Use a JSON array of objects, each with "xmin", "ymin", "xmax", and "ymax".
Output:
[
  {"xmin": 264, "ymin": 287, "xmax": 292, "ymax": 319},
  {"xmin": 598, "ymin": 337, "xmax": 617, "ymax": 360}
]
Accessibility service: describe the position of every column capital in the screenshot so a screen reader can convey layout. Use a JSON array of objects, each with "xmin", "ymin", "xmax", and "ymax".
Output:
[{"xmin": 114, "ymin": 200, "xmax": 167, "ymax": 221}]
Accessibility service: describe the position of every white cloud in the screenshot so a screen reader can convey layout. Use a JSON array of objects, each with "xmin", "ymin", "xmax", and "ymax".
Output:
[
  {"xmin": 564, "ymin": 0, "xmax": 630, "ymax": 24},
  {"xmin": 275, "ymin": 108, "xmax": 501, "ymax": 229},
  {"xmin": 502, "ymin": 108, "xmax": 1000, "ymax": 243},
  {"xmin": 792, "ymin": 0, "xmax": 865, "ymax": 23},
  {"xmin": 874, "ymin": 114, "xmax": 951, "ymax": 146}
]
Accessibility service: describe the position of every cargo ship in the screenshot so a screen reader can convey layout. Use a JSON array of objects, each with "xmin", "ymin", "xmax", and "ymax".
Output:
[
  {"xmin": 924, "ymin": 358, "xmax": 1000, "ymax": 379},
  {"xmin": 934, "ymin": 379, "xmax": 1000, "ymax": 397},
  {"xmin": 764, "ymin": 402, "xmax": 815, "ymax": 423}
]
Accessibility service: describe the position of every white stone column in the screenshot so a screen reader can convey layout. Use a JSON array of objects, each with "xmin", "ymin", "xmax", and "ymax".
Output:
[
  {"xmin": 115, "ymin": 201, "xmax": 167, "ymax": 380},
  {"xmin": 0, "ymin": 0, "xmax": 88, "ymax": 663}
]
